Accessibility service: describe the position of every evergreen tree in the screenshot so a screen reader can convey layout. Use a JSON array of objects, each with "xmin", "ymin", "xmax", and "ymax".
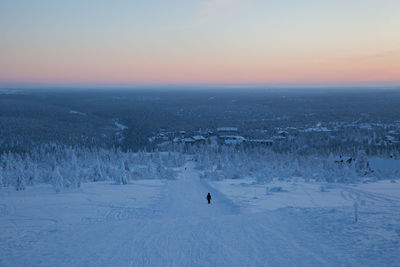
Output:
[
  {"xmin": 355, "ymin": 150, "xmax": 370, "ymax": 175},
  {"xmin": 70, "ymin": 151, "xmax": 81, "ymax": 188},
  {"xmin": 28, "ymin": 163, "xmax": 37, "ymax": 186},
  {"xmin": 115, "ymin": 162, "xmax": 128, "ymax": 185},
  {"xmin": 16, "ymin": 166, "xmax": 26, "ymax": 191},
  {"xmin": 93, "ymin": 163, "xmax": 103, "ymax": 182},
  {"xmin": 54, "ymin": 167, "xmax": 63, "ymax": 193},
  {"xmin": 123, "ymin": 159, "xmax": 132, "ymax": 180},
  {"xmin": 0, "ymin": 168, "xmax": 3, "ymax": 188}
]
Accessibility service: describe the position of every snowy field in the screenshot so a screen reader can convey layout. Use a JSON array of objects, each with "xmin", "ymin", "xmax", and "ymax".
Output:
[{"xmin": 1, "ymin": 164, "xmax": 400, "ymax": 266}]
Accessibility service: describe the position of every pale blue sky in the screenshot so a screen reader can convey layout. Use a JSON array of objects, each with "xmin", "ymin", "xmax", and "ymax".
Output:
[{"xmin": 1, "ymin": 0, "xmax": 399, "ymax": 86}]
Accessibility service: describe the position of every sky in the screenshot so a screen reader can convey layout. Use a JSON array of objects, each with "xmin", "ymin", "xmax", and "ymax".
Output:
[{"xmin": 1, "ymin": 0, "xmax": 400, "ymax": 87}]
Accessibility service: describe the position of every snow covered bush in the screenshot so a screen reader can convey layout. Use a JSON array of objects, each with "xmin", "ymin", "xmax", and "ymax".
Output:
[
  {"xmin": 0, "ymin": 142, "xmax": 397, "ymax": 191},
  {"xmin": 192, "ymin": 145, "xmax": 398, "ymax": 184},
  {"xmin": 0, "ymin": 145, "xmax": 183, "ymax": 192}
]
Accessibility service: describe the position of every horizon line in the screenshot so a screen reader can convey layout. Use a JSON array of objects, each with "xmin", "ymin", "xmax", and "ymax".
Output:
[{"xmin": 1, "ymin": 81, "xmax": 400, "ymax": 90}]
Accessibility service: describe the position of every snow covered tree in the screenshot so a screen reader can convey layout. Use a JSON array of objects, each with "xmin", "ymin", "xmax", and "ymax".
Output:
[
  {"xmin": 124, "ymin": 159, "xmax": 130, "ymax": 172},
  {"xmin": 92, "ymin": 163, "xmax": 103, "ymax": 182},
  {"xmin": 53, "ymin": 167, "xmax": 63, "ymax": 193},
  {"xmin": 0, "ymin": 168, "xmax": 3, "ymax": 188},
  {"xmin": 115, "ymin": 162, "xmax": 128, "ymax": 185},
  {"xmin": 123, "ymin": 159, "xmax": 133, "ymax": 180},
  {"xmin": 355, "ymin": 150, "xmax": 371, "ymax": 176},
  {"xmin": 255, "ymin": 172, "xmax": 266, "ymax": 184},
  {"xmin": 14, "ymin": 160, "xmax": 26, "ymax": 191},
  {"xmin": 27, "ymin": 163, "xmax": 37, "ymax": 186},
  {"xmin": 291, "ymin": 158, "xmax": 302, "ymax": 177},
  {"xmin": 343, "ymin": 162, "xmax": 357, "ymax": 183},
  {"xmin": 216, "ymin": 159, "xmax": 223, "ymax": 171},
  {"xmin": 16, "ymin": 170, "xmax": 26, "ymax": 191},
  {"xmin": 69, "ymin": 150, "xmax": 81, "ymax": 188},
  {"xmin": 3, "ymin": 159, "xmax": 14, "ymax": 187}
]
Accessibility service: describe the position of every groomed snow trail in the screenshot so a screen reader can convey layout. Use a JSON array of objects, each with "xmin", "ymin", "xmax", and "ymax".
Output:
[{"xmin": 3, "ymin": 165, "xmax": 396, "ymax": 266}]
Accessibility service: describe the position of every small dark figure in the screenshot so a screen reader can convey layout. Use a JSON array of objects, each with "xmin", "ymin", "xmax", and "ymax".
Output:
[{"xmin": 206, "ymin": 192, "xmax": 212, "ymax": 204}]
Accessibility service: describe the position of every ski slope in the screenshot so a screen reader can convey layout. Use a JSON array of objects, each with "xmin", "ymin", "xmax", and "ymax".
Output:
[{"xmin": 1, "ymin": 165, "xmax": 399, "ymax": 266}]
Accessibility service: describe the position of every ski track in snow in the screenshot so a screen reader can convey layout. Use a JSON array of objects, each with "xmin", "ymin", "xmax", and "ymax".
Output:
[{"xmin": 1, "ymin": 165, "xmax": 400, "ymax": 266}]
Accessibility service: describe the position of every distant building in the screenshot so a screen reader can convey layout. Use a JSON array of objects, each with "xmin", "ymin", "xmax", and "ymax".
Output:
[
  {"xmin": 300, "ymin": 127, "xmax": 331, "ymax": 133},
  {"xmin": 277, "ymin": 130, "xmax": 288, "ymax": 137},
  {"xmin": 245, "ymin": 139, "xmax": 274, "ymax": 146},
  {"xmin": 181, "ymin": 136, "xmax": 207, "ymax": 145},
  {"xmin": 216, "ymin": 127, "xmax": 245, "ymax": 145},
  {"xmin": 217, "ymin": 127, "xmax": 238, "ymax": 136},
  {"xmin": 183, "ymin": 137, "xmax": 195, "ymax": 144},
  {"xmin": 272, "ymin": 135, "xmax": 286, "ymax": 141},
  {"xmin": 222, "ymin": 135, "xmax": 246, "ymax": 145},
  {"xmin": 192, "ymin": 135, "xmax": 206, "ymax": 145},
  {"xmin": 206, "ymin": 130, "xmax": 215, "ymax": 137},
  {"xmin": 165, "ymin": 131, "xmax": 176, "ymax": 138},
  {"xmin": 385, "ymin": 131, "xmax": 400, "ymax": 144}
]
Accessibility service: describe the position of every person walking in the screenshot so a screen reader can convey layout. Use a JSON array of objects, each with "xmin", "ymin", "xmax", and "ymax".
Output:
[{"xmin": 206, "ymin": 192, "xmax": 212, "ymax": 204}]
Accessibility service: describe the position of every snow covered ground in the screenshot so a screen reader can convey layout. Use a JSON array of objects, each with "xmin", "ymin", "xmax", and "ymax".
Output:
[
  {"xmin": 1, "ymin": 164, "xmax": 399, "ymax": 266},
  {"xmin": 209, "ymin": 178, "xmax": 400, "ymax": 212},
  {"xmin": 209, "ymin": 178, "xmax": 400, "ymax": 265}
]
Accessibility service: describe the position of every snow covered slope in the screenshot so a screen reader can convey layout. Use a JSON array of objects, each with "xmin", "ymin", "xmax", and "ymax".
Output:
[{"xmin": 1, "ymin": 165, "xmax": 399, "ymax": 266}]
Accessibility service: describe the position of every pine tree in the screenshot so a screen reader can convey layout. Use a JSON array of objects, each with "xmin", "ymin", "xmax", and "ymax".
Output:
[
  {"xmin": 28, "ymin": 163, "xmax": 37, "ymax": 186},
  {"xmin": 0, "ymin": 168, "xmax": 3, "ymax": 188},
  {"xmin": 12, "ymin": 158, "xmax": 26, "ymax": 191},
  {"xmin": 54, "ymin": 167, "xmax": 63, "ymax": 193},
  {"xmin": 123, "ymin": 159, "xmax": 132, "ymax": 180},
  {"xmin": 355, "ymin": 150, "xmax": 370, "ymax": 175},
  {"xmin": 292, "ymin": 158, "xmax": 302, "ymax": 177},
  {"xmin": 115, "ymin": 162, "xmax": 128, "ymax": 185},
  {"xmin": 70, "ymin": 150, "xmax": 81, "ymax": 188},
  {"xmin": 16, "ymin": 168, "xmax": 26, "ymax": 191},
  {"xmin": 93, "ymin": 163, "xmax": 103, "ymax": 182}
]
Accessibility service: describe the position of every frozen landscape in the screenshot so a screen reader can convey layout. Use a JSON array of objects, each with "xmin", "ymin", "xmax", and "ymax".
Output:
[
  {"xmin": 1, "ymin": 89, "xmax": 400, "ymax": 266},
  {"xmin": 1, "ymin": 160, "xmax": 400, "ymax": 266},
  {"xmin": 2, "ymin": 0, "xmax": 400, "ymax": 265}
]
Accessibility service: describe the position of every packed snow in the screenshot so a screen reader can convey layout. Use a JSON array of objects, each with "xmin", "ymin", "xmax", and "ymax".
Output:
[{"xmin": 1, "ymin": 163, "xmax": 399, "ymax": 266}]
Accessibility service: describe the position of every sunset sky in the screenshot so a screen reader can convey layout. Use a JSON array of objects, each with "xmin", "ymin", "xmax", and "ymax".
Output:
[{"xmin": 1, "ymin": 0, "xmax": 400, "ymax": 87}]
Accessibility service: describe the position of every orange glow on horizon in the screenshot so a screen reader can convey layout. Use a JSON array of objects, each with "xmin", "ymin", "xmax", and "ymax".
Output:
[{"xmin": 1, "ymin": 1, "xmax": 400, "ymax": 86}]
